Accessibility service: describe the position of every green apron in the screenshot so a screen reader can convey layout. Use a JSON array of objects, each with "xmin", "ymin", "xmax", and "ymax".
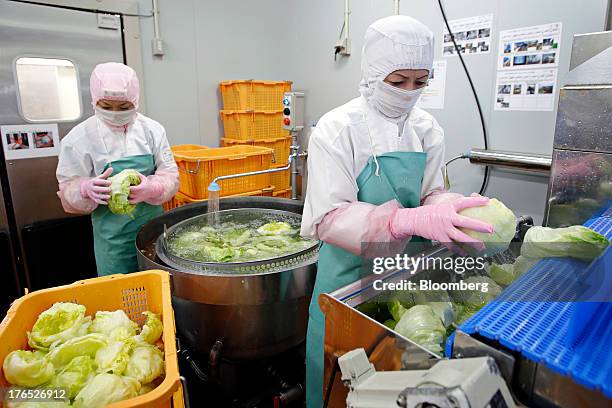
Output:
[
  {"xmin": 91, "ymin": 154, "xmax": 163, "ymax": 276},
  {"xmin": 305, "ymin": 150, "xmax": 427, "ymax": 407}
]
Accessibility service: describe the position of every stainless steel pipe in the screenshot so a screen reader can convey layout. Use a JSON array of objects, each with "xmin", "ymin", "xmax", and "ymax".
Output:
[{"xmin": 467, "ymin": 148, "xmax": 552, "ymax": 172}]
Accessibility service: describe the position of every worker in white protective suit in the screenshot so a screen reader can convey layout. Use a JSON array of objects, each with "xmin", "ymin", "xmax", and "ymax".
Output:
[
  {"xmin": 56, "ymin": 62, "xmax": 179, "ymax": 276},
  {"xmin": 301, "ymin": 16, "xmax": 494, "ymax": 407}
]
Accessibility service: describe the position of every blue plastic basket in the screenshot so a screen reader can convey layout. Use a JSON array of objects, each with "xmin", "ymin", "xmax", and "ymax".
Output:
[{"xmin": 448, "ymin": 208, "xmax": 612, "ymax": 398}]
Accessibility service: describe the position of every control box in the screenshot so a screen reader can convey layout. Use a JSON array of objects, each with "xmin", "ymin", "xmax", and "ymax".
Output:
[{"xmin": 282, "ymin": 92, "xmax": 304, "ymax": 131}]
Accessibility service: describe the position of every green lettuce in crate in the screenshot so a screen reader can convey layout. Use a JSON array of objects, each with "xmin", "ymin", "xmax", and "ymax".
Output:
[{"xmin": 108, "ymin": 169, "xmax": 141, "ymax": 216}]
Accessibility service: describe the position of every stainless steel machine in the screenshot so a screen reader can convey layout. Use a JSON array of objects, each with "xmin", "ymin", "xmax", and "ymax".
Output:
[
  {"xmin": 137, "ymin": 196, "xmax": 317, "ymax": 405},
  {"xmin": 0, "ymin": 0, "xmax": 141, "ymax": 304},
  {"xmin": 137, "ymin": 197, "xmax": 318, "ymax": 361},
  {"xmin": 544, "ymin": 31, "xmax": 612, "ymax": 227}
]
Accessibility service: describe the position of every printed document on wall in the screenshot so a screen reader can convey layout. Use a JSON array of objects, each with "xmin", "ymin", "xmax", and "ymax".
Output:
[
  {"xmin": 442, "ymin": 14, "xmax": 493, "ymax": 57},
  {"xmin": 497, "ymin": 22, "xmax": 562, "ymax": 70},
  {"xmin": 1, "ymin": 123, "xmax": 60, "ymax": 159},
  {"xmin": 494, "ymin": 69, "xmax": 557, "ymax": 111},
  {"xmin": 417, "ymin": 60, "xmax": 446, "ymax": 110}
]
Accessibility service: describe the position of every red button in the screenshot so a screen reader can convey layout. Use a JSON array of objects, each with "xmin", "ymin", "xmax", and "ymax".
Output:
[{"xmin": 283, "ymin": 117, "xmax": 291, "ymax": 125}]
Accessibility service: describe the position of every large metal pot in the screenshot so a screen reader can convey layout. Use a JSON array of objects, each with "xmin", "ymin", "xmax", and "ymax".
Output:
[{"xmin": 136, "ymin": 197, "xmax": 318, "ymax": 360}]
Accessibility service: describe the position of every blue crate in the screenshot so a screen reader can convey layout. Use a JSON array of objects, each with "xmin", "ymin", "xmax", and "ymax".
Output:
[{"xmin": 450, "ymin": 210, "xmax": 612, "ymax": 398}]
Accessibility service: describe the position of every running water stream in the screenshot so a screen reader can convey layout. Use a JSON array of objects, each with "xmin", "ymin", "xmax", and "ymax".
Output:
[{"xmin": 207, "ymin": 182, "xmax": 221, "ymax": 226}]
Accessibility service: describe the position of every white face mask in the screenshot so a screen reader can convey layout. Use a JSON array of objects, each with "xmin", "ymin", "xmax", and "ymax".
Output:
[
  {"xmin": 95, "ymin": 106, "xmax": 136, "ymax": 127},
  {"xmin": 371, "ymin": 79, "xmax": 423, "ymax": 119}
]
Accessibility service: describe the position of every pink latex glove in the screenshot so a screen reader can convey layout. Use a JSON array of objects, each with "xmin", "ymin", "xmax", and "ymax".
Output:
[
  {"xmin": 390, "ymin": 196, "xmax": 494, "ymax": 253},
  {"xmin": 129, "ymin": 173, "xmax": 164, "ymax": 205},
  {"xmin": 79, "ymin": 167, "xmax": 113, "ymax": 205}
]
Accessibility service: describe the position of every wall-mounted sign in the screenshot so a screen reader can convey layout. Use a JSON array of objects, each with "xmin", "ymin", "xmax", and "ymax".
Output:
[{"xmin": 1, "ymin": 123, "xmax": 60, "ymax": 160}]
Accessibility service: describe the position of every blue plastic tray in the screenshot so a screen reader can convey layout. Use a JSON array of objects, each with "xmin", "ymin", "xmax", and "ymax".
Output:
[{"xmin": 448, "ymin": 211, "xmax": 612, "ymax": 398}]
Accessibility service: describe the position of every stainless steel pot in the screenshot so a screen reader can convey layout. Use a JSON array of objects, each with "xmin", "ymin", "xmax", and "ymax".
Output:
[{"xmin": 136, "ymin": 197, "xmax": 318, "ymax": 360}]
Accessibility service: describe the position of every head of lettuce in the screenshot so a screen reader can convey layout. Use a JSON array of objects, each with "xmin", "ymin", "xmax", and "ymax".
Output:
[{"xmin": 107, "ymin": 169, "xmax": 141, "ymax": 216}]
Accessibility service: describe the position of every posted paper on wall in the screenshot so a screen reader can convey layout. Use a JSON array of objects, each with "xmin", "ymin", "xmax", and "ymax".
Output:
[
  {"xmin": 442, "ymin": 14, "xmax": 493, "ymax": 57},
  {"xmin": 417, "ymin": 60, "xmax": 446, "ymax": 110},
  {"xmin": 1, "ymin": 123, "xmax": 60, "ymax": 159},
  {"xmin": 497, "ymin": 22, "xmax": 562, "ymax": 70},
  {"xmin": 494, "ymin": 69, "xmax": 557, "ymax": 111}
]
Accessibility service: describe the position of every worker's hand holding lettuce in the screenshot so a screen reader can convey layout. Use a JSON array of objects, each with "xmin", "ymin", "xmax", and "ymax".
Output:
[
  {"xmin": 79, "ymin": 167, "xmax": 113, "ymax": 205},
  {"xmin": 316, "ymin": 193, "xmax": 517, "ymax": 257},
  {"xmin": 389, "ymin": 195, "xmax": 497, "ymax": 254}
]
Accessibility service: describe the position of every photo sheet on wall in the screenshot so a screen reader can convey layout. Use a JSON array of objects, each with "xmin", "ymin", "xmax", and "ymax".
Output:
[
  {"xmin": 1, "ymin": 123, "xmax": 60, "ymax": 160},
  {"xmin": 442, "ymin": 14, "xmax": 493, "ymax": 57},
  {"xmin": 494, "ymin": 22, "xmax": 562, "ymax": 112}
]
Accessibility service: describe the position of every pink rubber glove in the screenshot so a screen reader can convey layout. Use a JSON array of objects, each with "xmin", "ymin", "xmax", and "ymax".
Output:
[
  {"xmin": 129, "ymin": 173, "xmax": 164, "ymax": 205},
  {"xmin": 390, "ymin": 196, "xmax": 494, "ymax": 253},
  {"xmin": 79, "ymin": 167, "xmax": 113, "ymax": 205}
]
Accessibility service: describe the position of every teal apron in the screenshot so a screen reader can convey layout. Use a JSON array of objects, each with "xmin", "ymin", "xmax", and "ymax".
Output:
[
  {"xmin": 305, "ymin": 149, "xmax": 427, "ymax": 407},
  {"xmin": 91, "ymin": 154, "xmax": 163, "ymax": 276}
]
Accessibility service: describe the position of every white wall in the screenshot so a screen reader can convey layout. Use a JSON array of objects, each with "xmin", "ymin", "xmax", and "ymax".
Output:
[
  {"xmin": 136, "ymin": 0, "xmax": 292, "ymax": 147},
  {"xmin": 135, "ymin": 0, "xmax": 608, "ymax": 222}
]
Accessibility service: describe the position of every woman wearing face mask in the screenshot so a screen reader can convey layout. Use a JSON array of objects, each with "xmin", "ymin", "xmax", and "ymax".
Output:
[
  {"xmin": 56, "ymin": 62, "xmax": 179, "ymax": 276},
  {"xmin": 301, "ymin": 16, "xmax": 494, "ymax": 406}
]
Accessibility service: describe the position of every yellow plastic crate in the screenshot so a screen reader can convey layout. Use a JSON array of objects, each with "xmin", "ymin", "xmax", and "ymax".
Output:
[
  {"xmin": 219, "ymin": 80, "xmax": 292, "ymax": 110},
  {"xmin": 220, "ymin": 110, "xmax": 289, "ymax": 141},
  {"xmin": 269, "ymin": 164, "xmax": 291, "ymax": 191},
  {"xmin": 0, "ymin": 271, "xmax": 180, "ymax": 408},
  {"xmin": 174, "ymin": 145, "xmax": 273, "ymax": 199},
  {"xmin": 163, "ymin": 188, "xmax": 274, "ymax": 211},
  {"xmin": 221, "ymin": 136, "xmax": 291, "ymax": 164}
]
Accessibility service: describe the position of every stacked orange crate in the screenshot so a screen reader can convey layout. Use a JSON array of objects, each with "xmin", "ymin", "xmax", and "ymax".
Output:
[{"xmin": 219, "ymin": 80, "xmax": 292, "ymax": 196}]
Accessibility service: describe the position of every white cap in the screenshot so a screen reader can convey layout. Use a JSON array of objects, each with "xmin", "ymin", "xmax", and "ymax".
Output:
[{"xmin": 360, "ymin": 15, "xmax": 434, "ymax": 98}]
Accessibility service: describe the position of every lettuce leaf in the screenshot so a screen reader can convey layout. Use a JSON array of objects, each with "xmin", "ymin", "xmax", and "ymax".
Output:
[
  {"xmin": 46, "ymin": 333, "xmax": 107, "ymax": 369},
  {"xmin": 3, "ymin": 350, "xmax": 54, "ymax": 387},
  {"xmin": 107, "ymin": 169, "xmax": 141, "ymax": 216},
  {"xmin": 134, "ymin": 311, "xmax": 163, "ymax": 344},
  {"xmin": 394, "ymin": 305, "xmax": 446, "ymax": 354},
  {"xmin": 52, "ymin": 355, "xmax": 96, "ymax": 399},
  {"xmin": 458, "ymin": 198, "xmax": 517, "ymax": 255},
  {"xmin": 95, "ymin": 340, "xmax": 132, "ymax": 375},
  {"xmin": 73, "ymin": 373, "xmax": 140, "ymax": 408},
  {"xmin": 27, "ymin": 302, "xmax": 90, "ymax": 350},
  {"xmin": 521, "ymin": 225, "xmax": 610, "ymax": 262},
  {"xmin": 124, "ymin": 344, "xmax": 164, "ymax": 384},
  {"xmin": 90, "ymin": 310, "xmax": 139, "ymax": 341}
]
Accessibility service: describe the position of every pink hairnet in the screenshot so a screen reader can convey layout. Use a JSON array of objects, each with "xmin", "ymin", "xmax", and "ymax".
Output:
[{"xmin": 90, "ymin": 62, "xmax": 139, "ymax": 109}]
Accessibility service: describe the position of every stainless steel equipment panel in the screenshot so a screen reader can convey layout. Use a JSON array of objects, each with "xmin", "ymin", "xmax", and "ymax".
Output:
[
  {"xmin": 0, "ymin": 1, "xmax": 124, "ymax": 225},
  {"xmin": 553, "ymin": 87, "xmax": 612, "ymax": 153},
  {"xmin": 545, "ymin": 31, "xmax": 612, "ymax": 227},
  {"xmin": 0, "ymin": 1, "xmax": 124, "ymax": 280}
]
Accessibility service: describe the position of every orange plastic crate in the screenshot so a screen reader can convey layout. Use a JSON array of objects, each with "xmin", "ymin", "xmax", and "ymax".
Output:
[
  {"xmin": 0, "ymin": 271, "xmax": 181, "ymax": 408},
  {"xmin": 219, "ymin": 80, "xmax": 292, "ymax": 110},
  {"xmin": 220, "ymin": 110, "xmax": 289, "ymax": 141},
  {"xmin": 221, "ymin": 136, "xmax": 291, "ymax": 164},
  {"xmin": 273, "ymin": 188, "xmax": 293, "ymax": 199},
  {"xmin": 171, "ymin": 144, "xmax": 207, "ymax": 153},
  {"xmin": 163, "ymin": 188, "xmax": 274, "ymax": 211},
  {"xmin": 269, "ymin": 164, "xmax": 291, "ymax": 191},
  {"xmin": 173, "ymin": 145, "xmax": 273, "ymax": 199}
]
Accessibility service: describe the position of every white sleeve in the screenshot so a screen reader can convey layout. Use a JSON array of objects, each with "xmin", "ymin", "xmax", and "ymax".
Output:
[
  {"xmin": 56, "ymin": 140, "xmax": 93, "ymax": 183},
  {"xmin": 300, "ymin": 125, "xmax": 359, "ymax": 240},
  {"xmin": 419, "ymin": 116, "xmax": 445, "ymax": 198},
  {"xmin": 151, "ymin": 124, "xmax": 178, "ymax": 173}
]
